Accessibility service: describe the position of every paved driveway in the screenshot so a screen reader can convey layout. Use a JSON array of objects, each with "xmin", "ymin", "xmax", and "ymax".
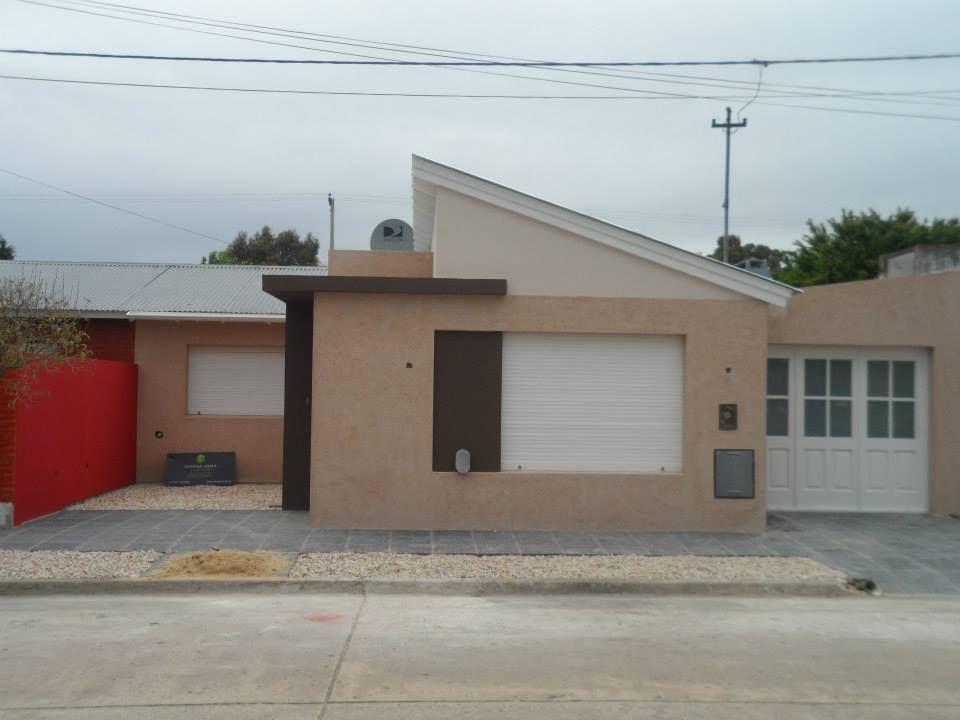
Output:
[{"xmin": 1, "ymin": 511, "xmax": 958, "ymax": 593}]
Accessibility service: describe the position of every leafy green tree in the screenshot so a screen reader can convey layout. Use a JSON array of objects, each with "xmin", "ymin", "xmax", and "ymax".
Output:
[
  {"xmin": 709, "ymin": 235, "xmax": 788, "ymax": 274},
  {"xmin": 776, "ymin": 209, "xmax": 960, "ymax": 287},
  {"xmin": 0, "ymin": 235, "xmax": 14, "ymax": 260},
  {"xmin": 205, "ymin": 226, "xmax": 319, "ymax": 266}
]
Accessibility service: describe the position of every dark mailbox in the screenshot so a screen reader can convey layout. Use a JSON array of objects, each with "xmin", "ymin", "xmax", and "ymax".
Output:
[{"xmin": 164, "ymin": 452, "xmax": 236, "ymax": 486}]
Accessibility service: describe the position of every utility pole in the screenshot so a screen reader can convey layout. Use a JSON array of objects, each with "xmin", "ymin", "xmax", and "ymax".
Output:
[
  {"xmin": 327, "ymin": 193, "xmax": 335, "ymax": 252},
  {"xmin": 711, "ymin": 106, "xmax": 747, "ymax": 263}
]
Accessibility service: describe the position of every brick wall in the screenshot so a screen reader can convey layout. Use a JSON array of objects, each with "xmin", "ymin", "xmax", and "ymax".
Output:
[
  {"xmin": 82, "ymin": 319, "xmax": 136, "ymax": 363},
  {"xmin": 0, "ymin": 380, "xmax": 16, "ymax": 504}
]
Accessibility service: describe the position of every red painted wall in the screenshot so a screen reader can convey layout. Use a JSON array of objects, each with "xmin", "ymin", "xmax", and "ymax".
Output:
[
  {"xmin": 82, "ymin": 319, "xmax": 136, "ymax": 363},
  {"xmin": 11, "ymin": 360, "xmax": 137, "ymax": 525}
]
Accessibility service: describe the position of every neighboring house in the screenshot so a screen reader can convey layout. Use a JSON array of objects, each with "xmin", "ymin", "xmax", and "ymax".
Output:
[
  {"xmin": 880, "ymin": 244, "xmax": 960, "ymax": 278},
  {"xmin": 265, "ymin": 156, "xmax": 959, "ymax": 532},
  {"xmin": 0, "ymin": 261, "xmax": 326, "ymax": 485}
]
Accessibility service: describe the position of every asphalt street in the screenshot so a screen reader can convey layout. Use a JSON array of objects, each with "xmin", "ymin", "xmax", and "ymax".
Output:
[{"xmin": 1, "ymin": 592, "xmax": 958, "ymax": 718}]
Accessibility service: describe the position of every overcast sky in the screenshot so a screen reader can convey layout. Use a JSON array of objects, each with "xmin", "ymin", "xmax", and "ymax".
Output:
[{"xmin": 1, "ymin": 0, "xmax": 958, "ymax": 265}]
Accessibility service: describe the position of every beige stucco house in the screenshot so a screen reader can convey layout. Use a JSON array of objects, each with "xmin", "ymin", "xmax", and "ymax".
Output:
[
  {"xmin": 264, "ymin": 156, "xmax": 959, "ymax": 532},
  {"xmin": 7, "ymin": 155, "xmax": 955, "ymax": 533}
]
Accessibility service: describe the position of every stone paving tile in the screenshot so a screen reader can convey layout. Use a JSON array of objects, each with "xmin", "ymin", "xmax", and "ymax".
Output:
[
  {"xmin": 3, "ymin": 510, "xmax": 960, "ymax": 591},
  {"xmin": 473, "ymin": 530, "xmax": 520, "ymax": 554}
]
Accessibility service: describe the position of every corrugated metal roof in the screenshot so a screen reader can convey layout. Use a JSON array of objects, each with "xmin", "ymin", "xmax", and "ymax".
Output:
[{"xmin": 0, "ymin": 260, "xmax": 327, "ymax": 316}]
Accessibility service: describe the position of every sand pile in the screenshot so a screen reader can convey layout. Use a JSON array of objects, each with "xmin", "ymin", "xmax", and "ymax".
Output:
[{"xmin": 153, "ymin": 549, "xmax": 291, "ymax": 578}]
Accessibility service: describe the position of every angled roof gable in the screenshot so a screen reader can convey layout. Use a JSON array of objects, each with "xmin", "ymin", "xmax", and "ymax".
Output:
[{"xmin": 412, "ymin": 155, "xmax": 796, "ymax": 306}]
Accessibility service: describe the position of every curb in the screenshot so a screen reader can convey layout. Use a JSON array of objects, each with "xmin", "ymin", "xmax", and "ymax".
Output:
[{"xmin": 0, "ymin": 577, "xmax": 856, "ymax": 597}]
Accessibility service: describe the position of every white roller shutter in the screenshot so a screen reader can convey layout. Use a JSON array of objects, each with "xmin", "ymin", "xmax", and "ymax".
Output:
[
  {"xmin": 501, "ymin": 333, "xmax": 683, "ymax": 472},
  {"xmin": 187, "ymin": 347, "xmax": 284, "ymax": 416}
]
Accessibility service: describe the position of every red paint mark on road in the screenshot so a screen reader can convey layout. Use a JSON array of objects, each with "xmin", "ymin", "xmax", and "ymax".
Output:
[{"xmin": 305, "ymin": 614, "xmax": 342, "ymax": 623}]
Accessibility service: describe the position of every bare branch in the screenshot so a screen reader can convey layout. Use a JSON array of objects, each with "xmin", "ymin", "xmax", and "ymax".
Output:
[{"xmin": 0, "ymin": 273, "xmax": 89, "ymax": 404}]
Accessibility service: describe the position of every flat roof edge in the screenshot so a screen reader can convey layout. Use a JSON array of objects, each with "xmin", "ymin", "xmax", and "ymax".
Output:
[{"xmin": 263, "ymin": 275, "xmax": 507, "ymax": 300}]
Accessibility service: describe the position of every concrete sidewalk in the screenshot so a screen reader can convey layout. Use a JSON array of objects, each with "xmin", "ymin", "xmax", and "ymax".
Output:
[
  {"xmin": 1, "ymin": 593, "xmax": 959, "ymax": 718},
  {"xmin": 1, "ymin": 511, "xmax": 958, "ymax": 592}
]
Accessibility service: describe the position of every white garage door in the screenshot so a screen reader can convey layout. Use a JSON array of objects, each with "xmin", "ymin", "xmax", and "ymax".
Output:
[
  {"xmin": 766, "ymin": 346, "xmax": 928, "ymax": 512},
  {"xmin": 501, "ymin": 333, "xmax": 683, "ymax": 473},
  {"xmin": 187, "ymin": 346, "xmax": 284, "ymax": 416}
]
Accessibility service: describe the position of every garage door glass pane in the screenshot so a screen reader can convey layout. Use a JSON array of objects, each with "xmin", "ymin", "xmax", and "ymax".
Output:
[
  {"xmin": 829, "ymin": 400, "xmax": 852, "ymax": 437},
  {"xmin": 867, "ymin": 361, "xmax": 889, "ymax": 397},
  {"xmin": 767, "ymin": 398, "xmax": 789, "ymax": 436},
  {"xmin": 767, "ymin": 358, "xmax": 789, "ymax": 396},
  {"xmin": 830, "ymin": 360, "xmax": 852, "ymax": 397},
  {"xmin": 893, "ymin": 401, "xmax": 915, "ymax": 438},
  {"xmin": 804, "ymin": 399, "xmax": 826, "ymax": 437},
  {"xmin": 868, "ymin": 400, "xmax": 889, "ymax": 438},
  {"xmin": 805, "ymin": 360, "xmax": 827, "ymax": 396},
  {"xmin": 893, "ymin": 361, "xmax": 915, "ymax": 398}
]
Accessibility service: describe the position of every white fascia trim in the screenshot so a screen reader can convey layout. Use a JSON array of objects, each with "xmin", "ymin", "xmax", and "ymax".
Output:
[
  {"xmin": 77, "ymin": 311, "xmax": 130, "ymax": 320},
  {"xmin": 125, "ymin": 311, "xmax": 285, "ymax": 323},
  {"xmin": 413, "ymin": 155, "xmax": 797, "ymax": 307}
]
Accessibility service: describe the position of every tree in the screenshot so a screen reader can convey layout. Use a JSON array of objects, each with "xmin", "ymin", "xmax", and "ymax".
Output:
[
  {"xmin": 709, "ymin": 235, "xmax": 788, "ymax": 274},
  {"xmin": 205, "ymin": 226, "xmax": 319, "ymax": 266},
  {"xmin": 776, "ymin": 209, "xmax": 960, "ymax": 287},
  {"xmin": 0, "ymin": 235, "xmax": 14, "ymax": 260},
  {"xmin": 0, "ymin": 276, "xmax": 89, "ymax": 403}
]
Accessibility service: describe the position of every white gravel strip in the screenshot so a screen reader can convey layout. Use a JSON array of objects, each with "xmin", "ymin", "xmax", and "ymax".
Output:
[
  {"xmin": 67, "ymin": 484, "xmax": 281, "ymax": 511},
  {"xmin": 0, "ymin": 551, "xmax": 162, "ymax": 579},
  {"xmin": 290, "ymin": 553, "xmax": 845, "ymax": 583}
]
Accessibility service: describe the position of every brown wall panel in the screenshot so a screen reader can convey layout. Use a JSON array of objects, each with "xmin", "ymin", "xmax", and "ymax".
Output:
[
  {"xmin": 432, "ymin": 331, "xmax": 502, "ymax": 472},
  {"xmin": 282, "ymin": 302, "xmax": 313, "ymax": 510}
]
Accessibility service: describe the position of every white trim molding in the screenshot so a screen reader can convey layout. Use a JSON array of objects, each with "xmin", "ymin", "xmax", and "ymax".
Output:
[
  {"xmin": 125, "ymin": 311, "xmax": 285, "ymax": 323},
  {"xmin": 412, "ymin": 154, "xmax": 797, "ymax": 307}
]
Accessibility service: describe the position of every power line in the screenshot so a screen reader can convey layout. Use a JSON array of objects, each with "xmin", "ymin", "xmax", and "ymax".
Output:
[
  {"xmin": 753, "ymin": 100, "xmax": 960, "ymax": 121},
  {"xmin": 51, "ymin": 0, "xmax": 960, "ymax": 108},
  {"xmin": 18, "ymin": 0, "xmax": 729, "ymax": 100},
  {"xmin": 0, "ymin": 168, "xmax": 229, "ymax": 244},
  {"xmin": 17, "ymin": 0, "xmax": 960, "ymax": 110},
  {"xmin": 0, "ymin": 73, "xmax": 750, "ymax": 99},
  {"xmin": 5, "ymin": 47, "xmax": 960, "ymax": 67},
  {"xmin": 5, "ymin": 74, "xmax": 960, "ymax": 121},
  {"xmin": 60, "ymin": 0, "xmax": 960, "ymax": 109},
  {"xmin": 0, "ymin": 192, "xmax": 807, "ymax": 229}
]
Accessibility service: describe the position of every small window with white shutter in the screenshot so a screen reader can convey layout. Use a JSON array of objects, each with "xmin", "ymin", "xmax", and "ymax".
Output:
[{"xmin": 187, "ymin": 346, "xmax": 284, "ymax": 416}]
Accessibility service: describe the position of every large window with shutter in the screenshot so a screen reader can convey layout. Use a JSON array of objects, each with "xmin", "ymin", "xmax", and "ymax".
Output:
[
  {"xmin": 187, "ymin": 347, "xmax": 284, "ymax": 416},
  {"xmin": 500, "ymin": 333, "xmax": 683, "ymax": 473}
]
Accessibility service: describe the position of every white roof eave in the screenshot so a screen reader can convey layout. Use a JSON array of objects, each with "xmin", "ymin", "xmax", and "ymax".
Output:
[{"xmin": 125, "ymin": 311, "xmax": 285, "ymax": 323}]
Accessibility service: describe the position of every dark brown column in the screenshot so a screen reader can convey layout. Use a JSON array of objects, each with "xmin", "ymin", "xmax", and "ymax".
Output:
[
  {"xmin": 432, "ymin": 331, "xmax": 502, "ymax": 472},
  {"xmin": 281, "ymin": 301, "xmax": 313, "ymax": 510}
]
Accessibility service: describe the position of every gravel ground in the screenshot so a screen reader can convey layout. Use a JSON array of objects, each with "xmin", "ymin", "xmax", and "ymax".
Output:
[
  {"xmin": 0, "ymin": 550, "xmax": 162, "ymax": 579},
  {"xmin": 67, "ymin": 484, "xmax": 281, "ymax": 511},
  {"xmin": 290, "ymin": 552, "xmax": 845, "ymax": 583}
]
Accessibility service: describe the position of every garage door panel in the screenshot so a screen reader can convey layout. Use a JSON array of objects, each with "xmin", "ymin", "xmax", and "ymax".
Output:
[
  {"xmin": 829, "ymin": 450, "xmax": 855, "ymax": 492},
  {"xmin": 767, "ymin": 347, "xmax": 928, "ymax": 513},
  {"xmin": 502, "ymin": 333, "xmax": 683, "ymax": 473},
  {"xmin": 864, "ymin": 450, "xmax": 890, "ymax": 492},
  {"xmin": 800, "ymin": 449, "xmax": 826, "ymax": 491},
  {"xmin": 767, "ymin": 448, "xmax": 790, "ymax": 490},
  {"xmin": 893, "ymin": 451, "xmax": 919, "ymax": 493}
]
